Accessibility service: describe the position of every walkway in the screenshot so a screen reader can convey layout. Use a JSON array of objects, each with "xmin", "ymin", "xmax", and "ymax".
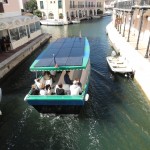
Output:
[
  {"xmin": 0, "ymin": 33, "xmax": 52, "ymax": 80},
  {"xmin": 0, "ymin": 33, "xmax": 51, "ymax": 63},
  {"xmin": 106, "ymin": 22, "xmax": 150, "ymax": 100}
]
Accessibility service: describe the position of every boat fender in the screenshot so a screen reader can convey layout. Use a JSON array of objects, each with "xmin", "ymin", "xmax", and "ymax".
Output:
[
  {"xmin": 85, "ymin": 94, "xmax": 89, "ymax": 101},
  {"xmin": 124, "ymin": 73, "xmax": 128, "ymax": 78}
]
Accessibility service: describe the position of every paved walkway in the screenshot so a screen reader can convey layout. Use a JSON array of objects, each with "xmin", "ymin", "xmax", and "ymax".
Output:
[
  {"xmin": 106, "ymin": 22, "xmax": 150, "ymax": 100},
  {"xmin": 0, "ymin": 33, "xmax": 52, "ymax": 80}
]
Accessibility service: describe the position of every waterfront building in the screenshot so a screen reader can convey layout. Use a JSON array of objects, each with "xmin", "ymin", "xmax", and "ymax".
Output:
[
  {"xmin": 36, "ymin": 0, "xmax": 104, "ymax": 24},
  {"xmin": 19, "ymin": 0, "xmax": 29, "ymax": 10},
  {"xmin": 0, "ymin": 0, "xmax": 42, "ymax": 50},
  {"xmin": 113, "ymin": 0, "xmax": 150, "ymax": 57}
]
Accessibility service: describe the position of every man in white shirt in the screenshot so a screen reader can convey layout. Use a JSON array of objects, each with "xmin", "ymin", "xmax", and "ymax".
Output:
[{"xmin": 70, "ymin": 80, "xmax": 82, "ymax": 95}]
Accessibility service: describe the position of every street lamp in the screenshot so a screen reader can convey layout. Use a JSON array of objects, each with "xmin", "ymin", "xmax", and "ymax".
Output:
[
  {"xmin": 144, "ymin": 16, "xmax": 150, "ymax": 58},
  {"xmin": 135, "ymin": 7, "xmax": 146, "ymax": 50},
  {"xmin": 122, "ymin": 11, "xmax": 127, "ymax": 37},
  {"xmin": 127, "ymin": 9, "xmax": 134, "ymax": 42}
]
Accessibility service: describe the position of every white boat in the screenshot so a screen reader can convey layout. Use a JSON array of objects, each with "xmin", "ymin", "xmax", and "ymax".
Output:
[
  {"xmin": 40, "ymin": 19, "xmax": 64, "ymax": 26},
  {"xmin": 72, "ymin": 19, "xmax": 80, "ymax": 24},
  {"xmin": 102, "ymin": 11, "xmax": 112, "ymax": 17},
  {"xmin": 106, "ymin": 54, "xmax": 134, "ymax": 78},
  {"xmin": 24, "ymin": 37, "xmax": 91, "ymax": 114},
  {"xmin": 92, "ymin": 15, "xmax": 101, "ymax": 19}
]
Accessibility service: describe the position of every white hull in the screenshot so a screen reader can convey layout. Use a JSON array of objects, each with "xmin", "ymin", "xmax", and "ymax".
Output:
[
  {"xmin": 92, "ymin": 15, "xmax": 101, "ymax": 19},
  {"xmin": 40, "ymin": 20, "xmax": 64, "ymax": 26},
  {"xmin": 106, "ymin": 56, "xmax": 133, "ymax": 74},
  {"xmin": 103, "ymin": 11, "xmax": 112, "ymax": 17},
  {"xmin": 72, "ymin": 20, "xmax": 80, "ymax": 24}
]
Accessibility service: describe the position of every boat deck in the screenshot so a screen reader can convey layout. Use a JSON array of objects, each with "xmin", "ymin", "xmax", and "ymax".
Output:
[{"xmin": 106, "ymin": 56, "xmax": 133, "ymax": 73}]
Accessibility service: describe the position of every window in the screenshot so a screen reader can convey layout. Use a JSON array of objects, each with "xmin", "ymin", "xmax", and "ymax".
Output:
[
  {"xmin": 30, "ymin": 23, "xmax": 35, "ymax": 33},
  {"xmin": 48, "ymin": 13, "xmax": 54, "ymax": 19},
  {"xmin": 58, "ymin": 0, "xmax": 62, "ymax": 8},
  {"xmin": 40, "ymin": 1, "xmax": 44, "ymax": 9},
  {"xmin": 19, "ymin": 26, "xmax": 27, "ymax": 39},
  {"xmin": 59, "ymin": 13, "xmax": 63, "ymax": 19},
  {"xmin": 10, "ymin": 28, "xmax": 20, "ymax": 41}
]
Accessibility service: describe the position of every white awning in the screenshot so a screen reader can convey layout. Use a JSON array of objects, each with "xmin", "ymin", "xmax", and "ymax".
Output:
[{"xmin": 0, "ymin": 15, "xmax": 40, "ymax": 30}]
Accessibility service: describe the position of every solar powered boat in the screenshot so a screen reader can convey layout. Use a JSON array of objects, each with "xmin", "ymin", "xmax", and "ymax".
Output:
[{"xmin": 24, "ymin": 37, "xmax": 90, "ymax": 114}]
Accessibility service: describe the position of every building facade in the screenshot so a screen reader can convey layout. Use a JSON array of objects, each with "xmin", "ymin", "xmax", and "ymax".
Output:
[
  {"xmin": 0, "ymin": 0, "xmax": 42, "ymax": 50},
  {"xmin": 36, "ymin": 0, "xmax": 104, "ymax": 24},
  {"xmin": 113, "ymin": 0, "xmax": 150, "ymax": 56}
]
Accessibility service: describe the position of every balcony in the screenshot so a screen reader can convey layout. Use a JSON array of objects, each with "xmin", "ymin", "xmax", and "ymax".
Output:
[{"xmin": 114, "ymin": 0, "xmax": 150, "ymax": 10}]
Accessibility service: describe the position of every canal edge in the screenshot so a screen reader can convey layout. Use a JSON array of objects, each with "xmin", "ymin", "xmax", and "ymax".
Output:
[
  {"xmin": 106, "ymin": 22, "xmax": 150, "ymax": 101},
  {"xmin": 0, "ymin": 33, "xmax": 52, "ymax": 80}
]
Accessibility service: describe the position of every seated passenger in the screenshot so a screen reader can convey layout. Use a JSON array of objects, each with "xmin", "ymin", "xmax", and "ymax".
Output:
[
  {"xmin": 40, "ymin": 71, "xmax": 53, "ymax": 86},
  {"xmin": 75, "ymin": 78, "xmax": 82, "ymax": 88},
  {"xmin": 64, "ymin": 71, "xmax": 72, "ymax": 85},
  {"xmin": 45, "ymin": 84, "xmax": 52, "ymax": 95},
  {"xmin": 31, "ymin": 85, "xmax": 39, "ymax": 95},
  {"xmin": 70, "ymin": 80, "xmax": 82, "ymax": 96},
  {"xmin": 55, "ymin": 83, "xmax": 65, "ymax": 95},
  {"xmin": 34, "ymin": 78, "xmax": 41, "ymax": 89},
  {"xmin": 45, "ymin": 76, "xmax": 53, "ymax": 87},
  {"xmin": 39, "ymin": 83, "xmax": 46, "ymax": 95}
]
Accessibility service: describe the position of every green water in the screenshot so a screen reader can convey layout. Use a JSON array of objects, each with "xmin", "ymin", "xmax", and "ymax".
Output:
[{"xmin": 0, "ymin": 17, "xmax": 150, "ymax": 150}]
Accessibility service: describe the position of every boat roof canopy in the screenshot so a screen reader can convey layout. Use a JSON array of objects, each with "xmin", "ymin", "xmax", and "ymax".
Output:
[{"xmin": 30, "ymin": 37, "xmax": 90, "ymax": 71}]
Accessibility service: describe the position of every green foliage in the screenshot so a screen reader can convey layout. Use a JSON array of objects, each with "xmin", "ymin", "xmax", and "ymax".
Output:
[
  {"xmin": 24, "ymin": 0, "xmax": 37, "ymax": 13},
  {"xmin": 33, "ymin": 10, "xmax": 42, "ymax": 18}
]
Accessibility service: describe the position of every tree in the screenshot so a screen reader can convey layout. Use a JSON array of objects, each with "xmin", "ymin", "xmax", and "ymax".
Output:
[
  {"xmin": 24, "ymin": 0, "xmax": 37, "ymax": 13},
  {"xmin": 33, "ymin": 10, "xmax": 42, "ymax": 18}
]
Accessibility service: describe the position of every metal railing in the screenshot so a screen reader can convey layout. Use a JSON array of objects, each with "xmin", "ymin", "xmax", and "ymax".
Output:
[{"xmin": 114, "ymin": 0, "xmax": 150, "ymax": 9}]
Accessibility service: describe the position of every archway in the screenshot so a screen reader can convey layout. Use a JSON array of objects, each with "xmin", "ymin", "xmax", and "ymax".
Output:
[
  {"xmin": 59, "ymin": 13, "xmax": 63, "ymax": 19},
  {"xmin": 89, "ymin": 10, "xmax": 93, "ymax": 16},
  {"xmin": 97, "ymin": 9, "xmax": 103, "ymax": 15},
  {"xmin": 48, "ymin": 13, "xmax": 54, "ymax": 19}
]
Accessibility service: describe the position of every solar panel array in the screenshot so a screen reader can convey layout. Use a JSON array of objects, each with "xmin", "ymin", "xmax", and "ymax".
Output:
[{"xmin": 35, "ymin": 37, "xmax": 85, "ymax": 67}]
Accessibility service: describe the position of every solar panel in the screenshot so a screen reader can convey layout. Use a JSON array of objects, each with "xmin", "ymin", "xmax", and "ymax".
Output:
[{"xmin": 35, "ymin": 37, "xmax": 85, "ymax": 67}]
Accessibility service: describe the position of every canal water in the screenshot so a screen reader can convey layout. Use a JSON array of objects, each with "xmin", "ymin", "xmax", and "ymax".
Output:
[{"xmin": 0, "ymin": 17, "xmax": 150, "ymax": 150}]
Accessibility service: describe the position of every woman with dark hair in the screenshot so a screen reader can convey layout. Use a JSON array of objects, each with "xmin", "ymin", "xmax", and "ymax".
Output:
[
  {"xmin": 64, "ymin": 71, "xmax": 72, "ymax": 85},
  {"xmin": 55, "ymin": 83, "xmax": 65, "ymax": 95}
]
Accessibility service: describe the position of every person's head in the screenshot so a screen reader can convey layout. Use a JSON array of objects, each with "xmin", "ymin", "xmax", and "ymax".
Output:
[
  {"xmin": 31, "ymin": 84, "xmax": 36, "ymax": 89},
  {"xmin": 66, "ymin": 71, "xmax": 70, "ymax": 74},
  {"xmin": 45, "ymin": 84, "xmax": 51, "ymax": 90},
  {"xmin": 58, "ymin": 83, "xmax": 63, "ymax": 88},
  {"xmin": 40, "ymin": 83, "xmax": 45, "ymax": 89},
  {"xmin": 73, "ymin": 80, "xmax": 77, "ymax": 85}
]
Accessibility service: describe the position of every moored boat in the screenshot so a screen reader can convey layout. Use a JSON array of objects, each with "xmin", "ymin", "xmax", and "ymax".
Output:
[
  {"xmin": 106, "ymin": 52, "xmax": 134, "ymax": 78},
  {"xmin": 92, "ymin": 15, "xmax": 101, "ymax": 19},
  {"xmin": 24, "ymin": 37, "xmax": 91, "ymax": 114},
  {"xmin": 71, "ymin": 19, "xmax": 80, "ymax": 24},
  {"xmin": 40, "ymin": 19, "xmax": 64, "ymax": 26}
]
